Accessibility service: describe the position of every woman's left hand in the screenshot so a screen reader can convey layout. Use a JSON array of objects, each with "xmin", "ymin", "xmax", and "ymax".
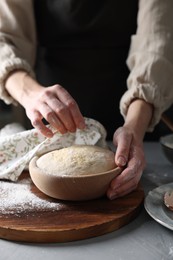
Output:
[{"xmin": 107, "ymin": 126, "xmax": 146, "ymax": 200}]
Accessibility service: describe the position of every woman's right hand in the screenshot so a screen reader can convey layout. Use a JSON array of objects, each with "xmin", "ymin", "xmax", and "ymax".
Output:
[
  {"xmin": 24, "ymin": 84, "xmax": 86, "ymax": 137},
  {"xmin": 5, "ymin": 71, "xmax": 86, "ymax": 137}
]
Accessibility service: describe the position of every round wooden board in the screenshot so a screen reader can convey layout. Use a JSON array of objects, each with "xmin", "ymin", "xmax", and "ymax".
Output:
[{"xmin": 0, "ymin": 171, "xmax": 144, "ymax": 243}]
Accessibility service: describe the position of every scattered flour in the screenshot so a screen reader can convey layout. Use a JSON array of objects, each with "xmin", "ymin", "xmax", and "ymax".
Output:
[
  {"xmin": 169, "ymin": 246, "xmax": 173, "ymax": 257},
  {"xmin": 0, "ymin": 178, "xmax": 61, "ymax": 216}
]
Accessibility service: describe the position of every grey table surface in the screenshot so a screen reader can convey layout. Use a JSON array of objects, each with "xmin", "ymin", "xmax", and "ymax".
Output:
[{"xmin": 0, "ymin": 142, "xmax": 173, "ymax": 260}]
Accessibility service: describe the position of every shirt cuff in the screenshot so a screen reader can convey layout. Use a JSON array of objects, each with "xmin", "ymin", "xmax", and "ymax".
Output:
[
  {"xmin": 0, "ymin": 57, "xmax": 35, "ymax": 105},
  {"xmin": 120, "ymin": 53, "xmax": 173, "ymax": 132}
]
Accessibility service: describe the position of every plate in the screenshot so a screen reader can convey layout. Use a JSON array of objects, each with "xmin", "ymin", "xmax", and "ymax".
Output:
[{"xmin": 144, "ymin": 183, "xmax": 173, "ymax": 230}]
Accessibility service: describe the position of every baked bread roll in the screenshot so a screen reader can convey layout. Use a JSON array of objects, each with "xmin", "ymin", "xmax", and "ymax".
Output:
[
  {"xmin": 36, "ymin": 145, "xmax": 116, "ymax": 176},
  {"xmin": 164, "ymin": 191, "xmax": 173, "ymax": 211}
]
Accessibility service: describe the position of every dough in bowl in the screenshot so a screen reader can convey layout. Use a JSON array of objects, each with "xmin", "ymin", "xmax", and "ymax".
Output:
[{"xmin": 36, "ymin": 145, "xmax": 116, "ymax": 177}]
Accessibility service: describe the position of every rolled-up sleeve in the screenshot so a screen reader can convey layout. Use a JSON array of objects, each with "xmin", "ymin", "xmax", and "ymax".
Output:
[
  {"xmin": 120, "ymin": 0, "xmax": 173, "ymax": 131},
  {"xmin": 0, "ymin": 0, "xmax": 36, "ymax": 105}
]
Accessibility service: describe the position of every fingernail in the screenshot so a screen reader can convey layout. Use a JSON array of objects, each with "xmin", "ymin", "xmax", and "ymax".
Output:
[
  {"xmin": 109, "ymin": 193, "xmax": 118, "ymax": 200},
  {"xmin": 117, "ymin": 156, "xmax": 126, "ymax": 166},
  {"xmin": 46, "ymin": 132, "xmax": 53, "ymax": 138}
]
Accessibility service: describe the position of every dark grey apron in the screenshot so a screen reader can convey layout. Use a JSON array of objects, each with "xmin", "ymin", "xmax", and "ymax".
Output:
[{"xmin": 34, "ymin": 0, "xmax": 138, "ymax": 139}]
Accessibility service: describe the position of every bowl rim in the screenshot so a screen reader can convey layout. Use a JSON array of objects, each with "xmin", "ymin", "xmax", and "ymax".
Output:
[
  {"xmin": 29, "ymin": 156, "xmax": 122, "ymax": 179},
  {"xmin": 160, "ymin": 134, "xmax": 173, "ymax": 149}
]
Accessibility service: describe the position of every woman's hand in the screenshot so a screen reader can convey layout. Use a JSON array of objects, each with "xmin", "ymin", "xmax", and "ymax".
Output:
[
  {"xmin": 23, "ymin": 84, "xmax": 86, "ymax": 137},
  {"xmin": 5, "ymin": 71, "xmax": 85, "ymax": 137},
  {"xmin": 107, "ymin": 98, "xmax": 153, "ymax": 200},
  {"xmin": 107, "ymin": 126, "xmax": 146, "ymax": 200}
]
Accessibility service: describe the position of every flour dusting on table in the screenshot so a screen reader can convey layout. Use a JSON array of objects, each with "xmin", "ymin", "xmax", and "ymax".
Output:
[{"xmin": 0, "ymin": 178, "xmax": 61, "ymax": 216}]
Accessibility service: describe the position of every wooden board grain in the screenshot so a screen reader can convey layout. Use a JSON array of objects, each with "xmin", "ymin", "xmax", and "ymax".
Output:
[{"xmin": 0, "ymin": 171, "xmax": 144, "ymax": 243}]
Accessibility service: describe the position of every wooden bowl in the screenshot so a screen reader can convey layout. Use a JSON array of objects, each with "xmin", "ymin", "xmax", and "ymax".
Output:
[{"xmin": 29, "ymin": 156, "xmax": 122, "ymax": 201}]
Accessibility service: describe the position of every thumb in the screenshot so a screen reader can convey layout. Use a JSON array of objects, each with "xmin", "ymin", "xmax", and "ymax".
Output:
[{"xmin": 113, "ymin": 128, "xmax": 132, "ymax": 167}]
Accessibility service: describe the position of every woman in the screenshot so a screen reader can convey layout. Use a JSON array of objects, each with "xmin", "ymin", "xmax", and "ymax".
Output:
[{"xmin": 0, "ymin": 0, "xmax": 173, "ymax": 199}]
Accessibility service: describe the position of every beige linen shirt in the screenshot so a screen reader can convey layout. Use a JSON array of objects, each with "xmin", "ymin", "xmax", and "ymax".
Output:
[{"xmin": 0, "ymin": 0, "xmax": 173, "ymax": 131}]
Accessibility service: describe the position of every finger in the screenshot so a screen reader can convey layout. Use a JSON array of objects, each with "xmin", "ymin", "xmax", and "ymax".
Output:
[
  {"xmin": 54, "ymin": 84, "xmax": 86, "ymax": 129},
  {"xmin": 110, "ymin": 152, "xmax": 143, "ymax": 190},
  {"xmin": 38, "ymin": 102, "xmax": 68, "ymax": 134},
  {"xmin": 110, "ymin": 166, "xmax": 137, "ymax": 190},
  {"xmin": 47, "ymin": 113, "xmax": 68, "ymax": 134},
  {"xmin": 46, "ymin": 98, "xmax": 76, "ymax": 133},
  {"xmin": 69, "ymin": 103, "xmax": 86, "ymax": 130},
  {"xmin": 113, "ymin": 129, "xmax": 132, "ymax": 167},
  {"xmin": 27, "ymin": 110, "xmax": 54, "ymax": 138},
  {"xmin": 107, "ymin": 149, "xmax": 144, "ymax": 200},
  {"xmin": 107, "ymin": 178, "xmax": 140, "ymax": 200}
]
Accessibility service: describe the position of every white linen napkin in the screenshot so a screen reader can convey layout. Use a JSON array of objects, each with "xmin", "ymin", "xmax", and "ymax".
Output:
[{"xmin": 0, "ymin": 117, "xmax": 107, "ymax": 181}]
